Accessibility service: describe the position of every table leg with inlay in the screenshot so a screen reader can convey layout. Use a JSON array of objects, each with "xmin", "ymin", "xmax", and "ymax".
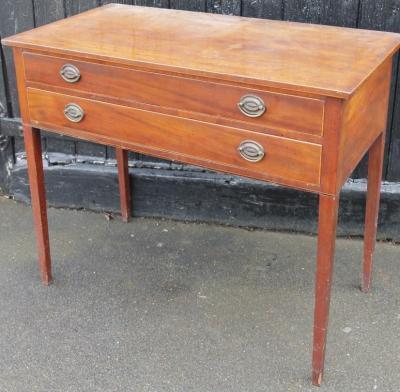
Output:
[
  {"xmin": 23, "ymin": 126, "xmax": 52, "ymax": 285},
  {"xmin": 362, "ymin": 132, "xmax": 386, "ymax": 293},
  {"xmin": 116, "ymin": 147, "xmax": 132, "ymax": 223},
  {"xmin": 312, "ymin": 194, "xmax": 339, "ymax": 386}
]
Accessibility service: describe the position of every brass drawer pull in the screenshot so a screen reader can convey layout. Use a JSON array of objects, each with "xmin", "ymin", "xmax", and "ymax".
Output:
[
  {"xmin": 238, "ymin": 94, "xmax": 266, "ymax": 118},
  {"xmin": 64, "ymin": 103, "xmax": 85, "ymax": 123},
  {"xmin": 60, "ymin": 64, "xmax": 81, "ymax": 83},
  {"xmin": 238, "ymin": 140, "xmax": 265, "ymax": 162}
]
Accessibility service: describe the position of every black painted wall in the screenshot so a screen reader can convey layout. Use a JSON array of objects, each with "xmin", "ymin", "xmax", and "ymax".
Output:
[{"xmin": 2, "ymin": 0, "xmax": 400, "ymax": 239}]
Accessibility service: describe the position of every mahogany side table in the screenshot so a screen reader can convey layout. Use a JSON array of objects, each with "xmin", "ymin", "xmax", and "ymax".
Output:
[{"xmin": 3, "ymin": 4, "xmax": 400, "ymax": 386}]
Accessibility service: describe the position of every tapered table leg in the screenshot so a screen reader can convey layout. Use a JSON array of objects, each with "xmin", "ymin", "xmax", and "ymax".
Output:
[
  {"xmin": 362, "ymin": 132, "xmax": 385, "ymax": 293},
  {"xmin": 312, "ymin": 194, "xmax": 339, "ymax": 386},
  {"xmin": 116, "ymin": 147, "xmax": 132, "ymax": 223},
  {"xmin": 24, "ymin": 126, "xmax": 52, "ymax": 285}
]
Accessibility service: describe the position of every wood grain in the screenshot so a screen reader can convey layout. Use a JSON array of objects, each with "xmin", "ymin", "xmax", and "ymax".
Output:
[
  {"xmin": 31, "ymin": 0, "xmax": 81, "ymax": 166},
  {"xmin": 3, "ymin": 0, "xmax": 400, "ymax": 182},
  {"xmin": 319, "ymin": 97, "xmax": 344, "ymax": 196},
  {"xmin": 26, "ymin": 88, "xmax": 323, "ymax": 190},
  {"xmin": 23, "ymin": 52, "xmax": 325, "ymax": 137},
  {"xmin": 362, "ymin": 132, "xmax": 386, "ymax": 293},
  {"xmin": 116, "ymin": 147, "xmax": 132, "ymax": 222},
  {"xmin": 4, "ymin": 4, "xmax": 399, "ymax": 386},
  {"xmin": 12, "ymin": 48, "xmax": 30, "ymax": 122},
  {"xmin": 355, "ymin": 0, "xmax": 400, "ymax": 179},
  {"xmin": 312, "ymin": 194, "xmax": 339, "ymax": 386},
  {"xmin": 337, "ymin": 58, "xmax": 392, "ymax": 189},
  {"xmin": 3, "ymin": 4, "xmax": 400, "ymax": 98},
  {"xmin": 24, "ymin": 126, "xmax": 52, "ymax": 285}
]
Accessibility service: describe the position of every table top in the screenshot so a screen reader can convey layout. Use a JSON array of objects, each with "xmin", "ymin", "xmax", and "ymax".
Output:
[{"xmin": 3, "ymin": 4, "xmax": 400, "ymax": 98}]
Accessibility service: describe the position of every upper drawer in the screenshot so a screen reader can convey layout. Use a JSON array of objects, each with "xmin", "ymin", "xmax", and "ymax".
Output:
[{"xmin": 23, "ymin": 52, "xmax": 324, "ymax": 137}]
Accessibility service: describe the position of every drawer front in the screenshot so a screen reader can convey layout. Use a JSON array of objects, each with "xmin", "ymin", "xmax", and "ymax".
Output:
[
  {"xmin": 24, "ymin": 53, "xmax": 324, "ymax": 137},
  {"xmin": 27, "ymin": 88, "xmax": 322, "ymax": 188}
]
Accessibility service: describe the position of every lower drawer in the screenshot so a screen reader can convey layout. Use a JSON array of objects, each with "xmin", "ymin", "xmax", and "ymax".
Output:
[{"xmin": 27, "ymin": 88, "xmax": 322, "ymax": 188}]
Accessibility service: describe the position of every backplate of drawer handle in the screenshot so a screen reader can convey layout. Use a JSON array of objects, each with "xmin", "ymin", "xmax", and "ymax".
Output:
[
  {"xmin": 60, "ymin": 64, "xmax": 81, "ymax": 83},
  {"xmin": 238, "ymin": 95, "xmax": 266, "ymax": 118},
  {"xmin": 64, "ymin": 103, "xmax": 85, "ymax": 123},
  {"xmin": 238, "ymin": 140, "xmax": 265, "ymax": 162}
]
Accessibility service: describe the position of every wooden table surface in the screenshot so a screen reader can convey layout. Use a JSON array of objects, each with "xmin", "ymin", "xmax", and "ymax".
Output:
[{"xmin": 4, "ymin": 4, "xmax": 400, "ymax": 98}]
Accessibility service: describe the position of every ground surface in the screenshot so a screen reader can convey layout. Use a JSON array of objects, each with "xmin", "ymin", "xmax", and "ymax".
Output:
[{"xmin": 0, "ymin": 196, "xmax": 399, "ymax": 392}]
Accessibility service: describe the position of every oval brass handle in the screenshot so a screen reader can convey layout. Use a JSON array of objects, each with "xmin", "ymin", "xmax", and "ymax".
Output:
[
  {"xmin": 238, "ymin": 95, "xmax": 266, "ymax": 118},
  {"xmin": 60, "ymin": 64, "xmax": 81, "ymax": 83},
  {"xmin": 64, "ymin": 103, "xmax": 85, "ymax": 123},
  {"xmin": 238, "ymin": 140, "xmax": 265, "ymax": 162}
]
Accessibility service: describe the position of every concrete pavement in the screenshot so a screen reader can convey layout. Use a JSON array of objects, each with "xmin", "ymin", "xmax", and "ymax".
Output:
[{"xmin": 0, "ymin": 196, "xmax": 399, "ymax": 392}]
